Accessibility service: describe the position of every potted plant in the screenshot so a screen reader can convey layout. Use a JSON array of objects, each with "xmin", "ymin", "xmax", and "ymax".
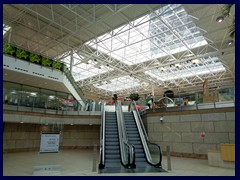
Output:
[
  {"xmin": 16, "ymin": 48, "xmax": 29, "ymax": 60},
  {"xmin": 53, "ymin": 61, "xmax": 62, "ymax": 70},
  {"xmin": 3, "ymin": 44, "xmax": 15, "ymax": 56},
  {"xmin": 129, "ymin": 93, "xmax": 140, "ymax": 101},
  {"xmin": 42, "ymin": 57, "xmax": 53, "ymax": 67},
  {"xmin": 112, "ymin": 94, "xmax": 118, "ymax": 104},
  {"xmin": 29, "ymin": 53, "xmax": 42, "ymax": 64}
]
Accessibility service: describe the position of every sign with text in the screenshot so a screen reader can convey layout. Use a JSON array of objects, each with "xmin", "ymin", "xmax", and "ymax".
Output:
[{"xmin": 40, "ymin": 133, "xmax": 60, "ymax": 153}]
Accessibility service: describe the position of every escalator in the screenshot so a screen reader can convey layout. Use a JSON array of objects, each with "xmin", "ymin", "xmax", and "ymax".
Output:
[
  {"xmin": 99, "ymin": 102, "xmax": 135, "ymax": 173},
  {"xmin": 123, "ymin": 102, "xmax": 166, "ymax": 173},
  {"xmin": 99, "ymin": 101, "xmax": 164, "ymax": 173},
  {"xmin": 99, "ymin": 112, "xmax": 122, "ymax": 173}
]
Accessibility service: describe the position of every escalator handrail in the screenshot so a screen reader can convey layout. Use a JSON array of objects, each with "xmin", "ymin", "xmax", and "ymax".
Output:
[
  {"xmin": 131, "ymin": 101, "xmax": 162, "ymax": 167},
  {"xmin": 99, "ymin": 100, "xmax": 105, "ymax": 169},
  {"xmin": 118, "ymin": 101, "xmax": 136, "ymax": 168},
  {"xmin": 116, "ymin": 101, "xmax": 136, "ymax": 168}
]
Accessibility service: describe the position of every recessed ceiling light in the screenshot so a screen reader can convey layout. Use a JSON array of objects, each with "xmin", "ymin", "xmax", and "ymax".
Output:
[
  {"xmin": 226, "ymin": 40, "xmax": 234, "ymax": 46},
  {"xmin": 216, "ymin": 16, "xmax": 224, "ymax": 23}
]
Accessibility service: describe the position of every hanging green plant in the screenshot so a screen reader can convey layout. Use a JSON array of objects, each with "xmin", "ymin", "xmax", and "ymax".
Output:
[
  {"xmin": 53, "ymin": 61, "xmax": 62, "ymax": 70},
  {"xmin": 61, "ymin": 63, "xmax": 66, "ymax": 72},
  {"xmin": 29, "ymin": 53, "xmax": 42, "ymax": 64},
  {"xmin": 42, "ymin": 57, "xmax": 53, "ymax": 67},
  {"xmin": 16, "ymin": 48, "xmax": 29, "ymax": 60},
  {"xmin": 3, "ymin": 44, "xmax": 15, "ymax": 56},
  {"xmin": 221, "ymin": 4, "xmax": 235, "ymax": 38},
  {"xmin": 129, "ymin": 93, "xmax": 140, "ymax": 101}
]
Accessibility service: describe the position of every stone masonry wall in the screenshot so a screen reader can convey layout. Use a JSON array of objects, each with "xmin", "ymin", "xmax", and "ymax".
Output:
[
  {"xmin": 143, "ymin": 108, "xmax": 235, "ymax": 159},
  {"xmin": 3, "ymin": 122, "xmax": 100, "ymax": 153}
]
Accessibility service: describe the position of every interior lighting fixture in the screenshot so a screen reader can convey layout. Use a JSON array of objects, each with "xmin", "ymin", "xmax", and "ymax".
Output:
[
  {"xmin": 227, "ymin": 40, "xmax": 234, "ymax": 46},
  {"xmin": 216, "ymin": 16, "xmax": 224, "ymax": 23},
  {"xmin": 192, "ymin": 59, "xmax": 200, "ymax": 64},
  {"xmin": 175, "ymin": 64, "xmax": 181, "ymax": 68}
]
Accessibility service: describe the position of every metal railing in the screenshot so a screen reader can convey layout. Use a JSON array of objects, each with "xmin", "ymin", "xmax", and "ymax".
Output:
[
  {"xmin": 98, "ymin": 100, "xmax": 105, "ymax": 169},
  {"xmin": 116, "ymin": 101, "xmax": 135, "ymax": 168},
  {"xmin": 131, "ymin": 101, "xmax": 162, "ymax": 167}
]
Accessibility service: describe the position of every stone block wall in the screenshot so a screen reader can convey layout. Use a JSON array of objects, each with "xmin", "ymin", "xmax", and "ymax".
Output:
[
  {"xmin": 143, "ymin": 108, "xmax": 235, "ymax": 159},
  {"xmin": 3, "ymin": 122, "xmax": 100, "ymax": 153}
]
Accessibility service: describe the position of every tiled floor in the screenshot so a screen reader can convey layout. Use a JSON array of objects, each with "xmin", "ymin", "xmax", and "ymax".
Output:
[{"xmin": 3, "ymin": 150, "xmax": 235, "ymax": 176}]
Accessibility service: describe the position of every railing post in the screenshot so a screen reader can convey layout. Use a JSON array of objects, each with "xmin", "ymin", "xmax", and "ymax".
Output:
[
  {"xmin": 166, "ymin": 145, "xmax": 172, "ymax": 171},
  {"xmin": 92, "ymin": 144, "xmax": 97, "ymax": 172}
]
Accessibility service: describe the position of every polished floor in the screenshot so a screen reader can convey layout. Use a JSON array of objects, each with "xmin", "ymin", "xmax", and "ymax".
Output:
[{"xmin": 3, "ymin": 150, "xmax": 235, "ymax": 176}]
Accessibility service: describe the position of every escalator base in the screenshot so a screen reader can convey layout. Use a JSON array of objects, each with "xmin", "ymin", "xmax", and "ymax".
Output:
[{"xmin": 98, "ymin": 166, "xmax": 167, "ymax": 173}]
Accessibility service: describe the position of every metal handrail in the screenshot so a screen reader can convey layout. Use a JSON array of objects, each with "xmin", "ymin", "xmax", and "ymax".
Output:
[
  {"xmin": 118, "ymin": 101, "xmax": 136, "ymax": 168},
  {"xmin": 98, "ymin": 100, "xmax": 105, "ymax": 169},
  {"xmin": 131, "ymin": 101, "xmax": 162, "ymax": 167},
  {"xmin": 116, "ymin": 101, "xmax": 136, "ymax": 168}
]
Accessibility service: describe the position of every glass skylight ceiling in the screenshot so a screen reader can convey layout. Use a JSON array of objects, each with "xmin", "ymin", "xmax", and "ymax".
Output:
[
  {"xmin": 94, "ymin": 76, "xmax": 145, "ymax": 92},
  {"xmin": 86, "ymin": 4, "xmax": 208, "ymax": 65},
  {"xmin": 60, "ymin": 4, "xmax": 226, "ymax": 93},
  {"xmin": 61, "ymin": 52, "xmax": 112, "ymax": 81},
  {"xmin": 145, "ymin": 56, "xmax": 226, "ymax": 81}
]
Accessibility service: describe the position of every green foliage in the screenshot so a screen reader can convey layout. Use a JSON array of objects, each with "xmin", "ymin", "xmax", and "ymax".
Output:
[
  {"xmin": 129, "ymin": 93, "xmax": 140, "ymax": 101},
  {"xmin": 222, "ymin": 4, "xmax": 233, "ymax": 17},
  {"xmin": 29, "ymin": 53, "xmax": 42, "ymax": 64},
  {"xmin": 112, "ymin": 94, "xmax": 118, "ymax": 101},
  {"xmin": 196, "ymin": 97, "xmax": 203, "ymax": 104},
  {"xmin": 16, "ymin": 48, "xmax": 29, "ymax": 60},
  {"xmin": 222, "ymin": 4, "xmax": 235, "ymax": 38},
  {"xmin": 53, "ymin": 61, "xmax": 62, "ymax": 70},
  {"xmin": 3, "ymin": 44, "xmax": 15, "ymax": 55},
  {"xmin": 42, "ymin": 57, "xmax": 53, "ymax": 67},
  {"xmin": 164, "ymin": 90, "xmax": 174, "ymax": 99}
]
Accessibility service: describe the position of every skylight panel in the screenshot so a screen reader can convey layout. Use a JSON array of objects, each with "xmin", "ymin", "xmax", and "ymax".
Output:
[
  {"xmin": 61, "ymin": 52, "xmax": 112, "ymax": 81},
  {"xmin": 94, "ymin": 76, "xmax": 142, "ymax": 92},
  {"xmin": 86, "ymin": 4, "xmax": 208, "ymax": 66},
  {"xmin": 145, "ymin": 57, "xmax": 225, "ymax": 81}
]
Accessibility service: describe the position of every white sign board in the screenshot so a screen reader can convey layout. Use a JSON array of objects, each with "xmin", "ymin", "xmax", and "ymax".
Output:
[{"xmin": 40, "ymin": 133, "xmax": 60, "ymax": 153}]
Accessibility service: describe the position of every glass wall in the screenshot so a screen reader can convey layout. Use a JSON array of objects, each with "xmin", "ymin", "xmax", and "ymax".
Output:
[{"xmin": 3, "ymin": 81, "xmax": 81, "ymax": 111}]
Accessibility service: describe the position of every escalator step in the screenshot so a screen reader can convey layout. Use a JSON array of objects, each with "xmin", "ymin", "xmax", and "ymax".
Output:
[
  {"xmin": 105, "ymin": 154, "xmax": 121, "ymax": 159},
  {"xmin": 105, "ymin": 146, "xmax": 120, "ymax": 150},
  {"xmin": 135, "ymin": 153, "xmax": 145, "ymax": 158},
  {"xmin": 105, "ymin": 149, "xmax": 120, "ymax": 154},
  {"xmin": 105, "ymin": 138, "xmax": 119, "ymax": 142}
]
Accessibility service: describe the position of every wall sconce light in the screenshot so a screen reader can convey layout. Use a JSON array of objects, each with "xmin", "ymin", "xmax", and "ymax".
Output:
[
  {"xmin": 216, "ymin": 16, "xmax": 224, "ymax": 23},
  {"xmin": 160, "ymin": 115, "xmax": 164, "ymax": 123}
]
